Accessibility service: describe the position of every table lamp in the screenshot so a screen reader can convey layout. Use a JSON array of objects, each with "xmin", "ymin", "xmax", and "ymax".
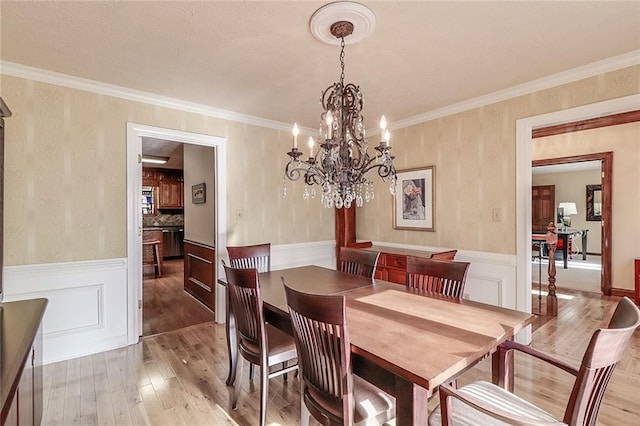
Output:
[{"xmin": 558, "ymin": 202, "xmax": 577, "ymax": 227}]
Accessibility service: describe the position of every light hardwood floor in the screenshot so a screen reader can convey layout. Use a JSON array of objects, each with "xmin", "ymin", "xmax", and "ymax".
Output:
[{"xmin": 43, "ymin": 287, "xmax": 639, "ymax": 425}]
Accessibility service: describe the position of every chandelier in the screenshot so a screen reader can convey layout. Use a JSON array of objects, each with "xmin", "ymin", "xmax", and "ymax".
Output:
[{"xmin": 283, "ymin": 18, "xmax": 397, "ymax": 209}]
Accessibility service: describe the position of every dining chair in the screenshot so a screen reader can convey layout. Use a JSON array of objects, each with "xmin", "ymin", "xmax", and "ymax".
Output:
[
  {"xmin": 283, "ymin": 281, "xmax": 396, "ymax": 426},
  {"xmin": 429, "ymin": 296, "xmax": 640, "ymax": 426},
  {"xmin": 223, "ymin": 265, "xmax": 298, "ymax": 426},
  {"xmin": 338, "ymin": 247, "xmax": 380, "ymax": 279},
  {"xmin": 406, "ymin": 257, "xmax": 470, "ymax": 298},
  {"xmin": 227, "ymin": 243, "xmax": 271, "ymax": 272},
  {"xmin": 226, "ymin": 243, "xmax": 272, "ymax": 381},
  {"xmin": 430, "ymin": 249, "xmax": 457, "ymax": 261}
]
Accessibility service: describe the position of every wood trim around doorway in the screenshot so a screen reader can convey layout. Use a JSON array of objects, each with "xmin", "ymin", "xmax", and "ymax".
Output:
[{"xmin": 532, "ymin": 152, "xmax": 613, "ymax": 295}]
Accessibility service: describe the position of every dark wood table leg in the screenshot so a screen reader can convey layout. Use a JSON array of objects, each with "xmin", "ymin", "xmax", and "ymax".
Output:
[
  {"xmin": 582, "ymin": 230, "xmax": 588, "ymax": 260},
  {"xmin": 562, "ymin": 234, "xmax": 569, "ymax": 269},
  {"xmin": 225, "ymin": 290, "xmax": 238, "ymax": 386},
  {"xmin": 394, "ymin": 378, "xmax": 430, "ymax": 425}
]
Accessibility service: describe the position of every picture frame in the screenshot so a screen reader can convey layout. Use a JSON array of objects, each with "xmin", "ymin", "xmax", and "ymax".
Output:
[
  {"xmin": 191, "ymin": 183, "xmax": 206, "ymax": 204},
  {"xmin": 586, "ymin": 184, "xmax": 602, "ymax": 221},
  {"xmin": 393, "ymin": 166, "xmax": 435, "ymax": 231}
]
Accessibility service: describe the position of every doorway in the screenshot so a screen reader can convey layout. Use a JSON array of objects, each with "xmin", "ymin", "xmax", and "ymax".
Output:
[
  {"xmin": 140, "ymin": 138, "xmax": 215, "ymax": 336},
  {"xmin": 531, "ymin": 154, "xmax": 611, "ymax": 294},
  {"xmin": 515, "ymin": 94, "xmax": 639, "ymax": 334},
  {"xmin": 126, "ymin": 123, "xmax": 227, "ymax": 345}
]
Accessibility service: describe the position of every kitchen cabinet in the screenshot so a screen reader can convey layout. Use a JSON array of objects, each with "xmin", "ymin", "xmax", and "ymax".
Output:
[
  {"xmin": 159, "ymin": 180, "xmax": 183, "ymax": 208},
  {"xmin": 142, "ymin": 167, "xmax": 184, "ymax": 210},
  {"xmin": 142, "ymin": 168, "xmax": 158, "ymax": 186}
]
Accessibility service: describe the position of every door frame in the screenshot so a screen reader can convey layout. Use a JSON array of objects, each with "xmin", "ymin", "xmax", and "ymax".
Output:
[
  {"xmin": 126, "ymin": 123, "xmax": 227, "ymax": 344},
  {"xmin": 532, "ymin": 153, "xmax": 612, "ymax": 294},
  {"xmin": 516, "ymin": 94, "xmax": 639, "ymax": 324}
]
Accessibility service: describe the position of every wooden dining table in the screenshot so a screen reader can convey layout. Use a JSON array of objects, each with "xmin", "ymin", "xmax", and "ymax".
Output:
[{"xmin": 219, "ymin": 265, "xmax": 534, "ymax": 425}]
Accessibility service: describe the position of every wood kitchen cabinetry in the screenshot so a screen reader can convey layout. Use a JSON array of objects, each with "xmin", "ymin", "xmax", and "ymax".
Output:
[
  {"xmin": 142, "ymin": 167, "xmax": 184, "ymax": 209},
  {"xmin": 159, "ymin": 179, "xmax": 183, "ymax": 208}
]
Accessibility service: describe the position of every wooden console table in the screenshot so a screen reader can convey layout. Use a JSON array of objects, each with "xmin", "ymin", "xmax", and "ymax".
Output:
[
  {"xmin": 1, "ymin": 298, "xmax": 48, "ymax": 425},
  {"xmin": 360, "ymin": 245, "xmax": 437, "ymax": 284}
]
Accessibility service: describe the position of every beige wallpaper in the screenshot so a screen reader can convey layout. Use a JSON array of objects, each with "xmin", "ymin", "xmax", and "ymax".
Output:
[
  {"xmin": 1, "ymin": 65, "xmax": 638, "ymax": 267},
  {"xmin": 532, "ymin": 169, "xmax": 602, "ymax": 254},
  {"xmin": 1, "ymin": 74, "xmax": 333, "ymax": 266},
  {"xmin": 358, "ymin": 65, "xmax": 640, "ymax": 257},
  {"xmin": 183, "ymin": 144, "xmax": 216, "ymax": 247},
  {"xmin": 533, "ymin": 122, "xmax": 640, "ymax": 290}
]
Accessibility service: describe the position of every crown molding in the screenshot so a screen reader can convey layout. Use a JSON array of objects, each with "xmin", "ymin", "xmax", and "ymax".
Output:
[
  {"xmin": 0, "ymin": 61, "xmax": 317, "ymax": 134},
  {"xmin": 379, "ymin": 50, "xmax": 640, "ymax": 134},
  {"xmin": 3, "ymin": 49, "xmax": 639, "ymax": 136}
]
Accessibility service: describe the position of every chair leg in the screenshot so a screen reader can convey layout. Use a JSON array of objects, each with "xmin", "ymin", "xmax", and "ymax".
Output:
[
  {"xmin": 249, "ymin": 363, "xmax": 254, "ymax": 381},
  {"xmin": 282, "ymin": 361, "xmax": 288, "ymax": 381},
  {"xmin": 153, "ymin": 243, "xmax": 162, "ymax": 277},
  {"xmin": 232, "ymin": 357, "xmax": 243, "ymax": 409},
  {"xmin": 260, "ymin": 363, "xmax": 268, "ymax": 426}
]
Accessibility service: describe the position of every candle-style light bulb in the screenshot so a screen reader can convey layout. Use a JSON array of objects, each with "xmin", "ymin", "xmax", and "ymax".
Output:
[
  {"xmin": 292, "ymin": 123, "xmax": 299, "ymax": 149},
  {"xmin": 326, "ymin": 111, "xmax": 333, "ymax": 139},
  {"xmin": 384, "ymin": 130, "xmax": 391, "ymax": 147},
  {"xmin": 379, "ymin": 115, "xmax": 387, "ymax": 131},
  {"xmin": 308, "ymin": 136, "xmax": 315, "ymax": 158}
]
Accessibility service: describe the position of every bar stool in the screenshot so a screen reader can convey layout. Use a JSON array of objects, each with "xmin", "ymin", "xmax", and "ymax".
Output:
[{"xmin": 143, "ymin": 239, "xmax": 162, "ymax": 277}]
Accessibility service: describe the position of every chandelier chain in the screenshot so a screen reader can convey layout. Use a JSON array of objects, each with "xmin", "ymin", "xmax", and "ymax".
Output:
[{"xmin": 339, "ymin": 37, "xmax": 345, "ymax": 87}]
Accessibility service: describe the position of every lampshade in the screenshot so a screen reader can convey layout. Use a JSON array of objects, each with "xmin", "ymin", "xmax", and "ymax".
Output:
[{"xmin": 558, "ymin": 202, "xmax": 577, "ymax": 216}]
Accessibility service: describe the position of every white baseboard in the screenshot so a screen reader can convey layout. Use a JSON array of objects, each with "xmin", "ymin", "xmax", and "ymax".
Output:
[{"xmin": 3, "ymin": 258, "xmax": 129, "ymax": 364}]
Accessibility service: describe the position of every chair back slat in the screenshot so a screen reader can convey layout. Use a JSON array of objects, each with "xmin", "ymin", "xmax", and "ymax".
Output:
[
  {"xmin": 338, "ymin": 247, "xmax": 380, "ymax": 279},
  {"xmin": 283, "ymin": 282, "xmax": 353, "ymax": 424},
  {"xmin": 227, "ymin": 243, "xmax": 271, "ymax": 273},
  {"xmin": 406, "ymin": 256, "xmax": 470, "ymax": 298},
  {"xmin": 564, "ymin": 297, "xmax": 640, "ymax": 425}
]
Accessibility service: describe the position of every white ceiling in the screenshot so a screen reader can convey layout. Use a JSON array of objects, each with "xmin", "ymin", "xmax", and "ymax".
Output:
[{"xmin": 1, "ymin": 1, "xmax": 639, "ymax": 133}]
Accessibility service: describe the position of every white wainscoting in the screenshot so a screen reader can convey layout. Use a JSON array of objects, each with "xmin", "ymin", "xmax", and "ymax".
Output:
[
  {"xmin": 2, "ymin": 242, "xmax": 525, "ymax": 364},
  {"xmin": 3, "ymin": 258, "xmax": 128, "ymax": 364}
]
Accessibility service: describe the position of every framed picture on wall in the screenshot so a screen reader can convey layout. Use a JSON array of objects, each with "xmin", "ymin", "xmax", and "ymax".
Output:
[
  {"xmin": 192, "ymin": 183, "xmax": 206, "ymax": 204},
  {"xmin": 393, "ymin": 166, "xmax": 435, "ymax": 231},
  {"xmin": 586, "ymin": 184, "xmax": 602, "ymax": 221}
]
